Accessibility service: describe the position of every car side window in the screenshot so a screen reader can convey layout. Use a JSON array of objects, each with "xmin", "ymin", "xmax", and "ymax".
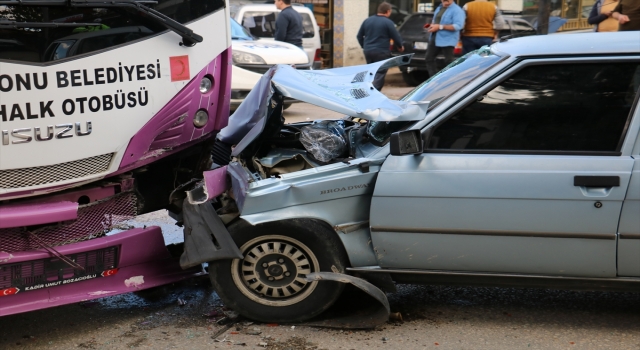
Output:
[
  {"xmin": 428, "ymin": 62, "xmax": 640, "ymax": 153},
  {"xmin": 242, "ymin": 12, "xmax": 315, "ymax": 39},
  {"xmin": 300, "ymin": 14, "xmax": 315, "ymax": 38},
  {"xmin": 243, "ymin": 12, "xmax": 277, "ymax": 37},
  {"xmin": 51, "ymin": 41, "xmax": 76, "ymax": 61}
]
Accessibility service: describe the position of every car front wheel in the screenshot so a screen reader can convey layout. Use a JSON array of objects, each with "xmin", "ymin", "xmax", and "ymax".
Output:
[{"xmin": 208, "ymin": 219, "xmax": 348, "ymax": 323}]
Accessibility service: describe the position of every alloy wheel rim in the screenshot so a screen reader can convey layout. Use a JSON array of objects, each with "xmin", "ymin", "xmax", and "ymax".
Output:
[{"xmin": 231, "ymin": 235, "xmax": 319, "ymax": 307}]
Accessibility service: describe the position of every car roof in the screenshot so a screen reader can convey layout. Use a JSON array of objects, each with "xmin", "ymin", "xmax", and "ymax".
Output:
[
  {"xmin": 235, "ymin": 3, "xmax": 313, "ymax": 13},
  {"xmin": 406, "ymin": 11, "xmax": 434, "ymax": 16},
  {"xmin": 494, "ymin": 32, "xmax": 640, "ymax": 56}
]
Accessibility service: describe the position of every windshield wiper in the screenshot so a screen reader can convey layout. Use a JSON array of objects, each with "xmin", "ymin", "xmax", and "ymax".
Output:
[
  {"xmin": 0, "ymin": 0, "xmax": 68, "ymax": 5},
  {"xmin": 71, "ymin": 0, "xmax": 202, "ymax": 46},
  {"xmin": 0, "ymin": 0, "xmax": 203, "ymax": 46},
  {"xmin": 0, "ymin": 20, "xmax": 103, "ymax": 28}
]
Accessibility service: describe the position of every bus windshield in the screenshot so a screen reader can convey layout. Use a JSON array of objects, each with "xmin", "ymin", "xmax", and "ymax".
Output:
[{"xmin": 0, "ymin": 0, "xmax": 224, "ymax": 62}]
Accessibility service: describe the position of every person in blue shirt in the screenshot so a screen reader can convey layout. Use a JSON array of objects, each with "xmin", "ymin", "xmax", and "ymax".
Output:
[
  {"xmin": 425, "ymin": 0, "xmax": 466, "ymax": 77},
  {"xmin": 274, "ymin": 0, "xmax": 303, "ymax": 48},
  {"xmin": 357, "ymin": 2, "xmax": 405, "ymax": 91}
]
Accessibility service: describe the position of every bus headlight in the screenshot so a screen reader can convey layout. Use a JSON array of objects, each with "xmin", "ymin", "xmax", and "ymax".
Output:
[
  {"xmin": 200, "ymin": 76, "xmax": 213, "ymax": 93},
  {"xmin": 193, "ymin": 109, "xmax": 208, "ymax": 128},
  {"xmin": 232, "ymin": 51, "xmax": 266, "ymax": 64}
]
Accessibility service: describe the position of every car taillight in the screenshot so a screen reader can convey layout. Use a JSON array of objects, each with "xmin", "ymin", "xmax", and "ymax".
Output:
[
  {"xmin": 313, "ymin": 48, "xmax": 321, "ymax": 62},
  {"xmin": 454, "ymin": 41, "xmax": 463, "ymax": 56},
  {"xmin": 390, "ymin": 39, "xmax": 394, "ymax": 51}
]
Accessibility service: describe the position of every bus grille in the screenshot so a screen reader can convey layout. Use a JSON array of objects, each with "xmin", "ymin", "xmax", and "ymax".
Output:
[
  {"xmin": 0, "ymin": 192, "xmax": 137, "ymax": 253},
  {"xmin": 0, "ymin": 246, "xmax": 118, "ymax": 290},
  {"xmin": 0, "ymin": 154, "xmax": 113, "ymax": 190}
]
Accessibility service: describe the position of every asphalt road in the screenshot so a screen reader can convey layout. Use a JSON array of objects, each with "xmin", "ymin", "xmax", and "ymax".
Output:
[
  {"xmin": 2, "ymin": 71, "xmax": 639, "ymax": 349},
  {"xmin": 1, "ymin": 271, "xmax": 639, "ymax": 349}
]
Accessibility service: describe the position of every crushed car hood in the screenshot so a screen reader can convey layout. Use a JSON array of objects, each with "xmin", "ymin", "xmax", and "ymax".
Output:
[
  {"xmin": 217, "ymin": 54, "xmax": 427, "ymax": 157},
  {"xmin": 272, "ymin": 55, "xmax": 428, "ymax": 121}
]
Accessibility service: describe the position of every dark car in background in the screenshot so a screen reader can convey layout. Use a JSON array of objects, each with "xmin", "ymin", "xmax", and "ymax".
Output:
[{"xmin": 393, "ymin": 12, "xmax": 537, "ymax": 86}]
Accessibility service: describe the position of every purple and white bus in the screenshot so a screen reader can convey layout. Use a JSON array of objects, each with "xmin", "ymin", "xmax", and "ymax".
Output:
[{"xmin": 0, "ymin": 0, "xmax": 231, "ymax": 315}]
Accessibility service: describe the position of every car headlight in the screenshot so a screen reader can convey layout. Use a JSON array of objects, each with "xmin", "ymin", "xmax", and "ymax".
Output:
[
  {"xmin": 193, "ymin": 109, "xmax": 208, "ymax": 128},
  {"xmin": 232, "ymin": 51, "xmax": 266, "ymax": 64}
]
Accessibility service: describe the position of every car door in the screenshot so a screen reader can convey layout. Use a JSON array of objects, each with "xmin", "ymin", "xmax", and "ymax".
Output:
[
  {"xmin": 618, "ymin": 125, "xmax": 640, "ymax": 277},
  {"xmin": 370, "ymin": 57, "xmax": 640, "ymax": 278}
]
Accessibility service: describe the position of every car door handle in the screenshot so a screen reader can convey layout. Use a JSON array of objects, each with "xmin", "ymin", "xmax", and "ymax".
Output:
[{"xmin": 574, "ymin": 176, "xmax": 619, "ymax": 187}]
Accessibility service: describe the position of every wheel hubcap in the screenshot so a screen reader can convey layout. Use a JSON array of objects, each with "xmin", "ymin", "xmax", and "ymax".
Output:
[{"xmin": 231, "ymin": 235, "xmax": 319, "ymax": 306}]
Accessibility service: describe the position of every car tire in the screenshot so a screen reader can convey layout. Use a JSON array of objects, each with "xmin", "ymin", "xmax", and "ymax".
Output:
[
  {"xmin": 208, "ymin": 219, "xmax": 348, "ymax": 323},
  {"xmin": 401, "ymin": 70, "xmax": 429, "ymax": 86}
]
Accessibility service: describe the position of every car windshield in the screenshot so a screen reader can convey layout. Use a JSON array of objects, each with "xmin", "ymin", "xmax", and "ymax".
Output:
[
  {"xmin": 231, "ymin": 18, "xmax": 254, "ymax": 40},
  {"xmin": 366, "ymin": 47, "xmax": 504, "ymax": 143}
]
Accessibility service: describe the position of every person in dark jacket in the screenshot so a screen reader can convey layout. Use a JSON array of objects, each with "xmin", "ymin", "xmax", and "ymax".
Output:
[
  {"xmin": 357, "ymin": 2, "xmax": 404, "ymax": 91},
  {"xmin": 612, "ymin": 0, "xmax": 640, "ymax": 30},
  {"xmin": 588, "ymin": 0, "xmax": 620, "ymax": 32},
  {"xmin": 274, "ymin": 0, "xmax": 303, "ymax": 48}
]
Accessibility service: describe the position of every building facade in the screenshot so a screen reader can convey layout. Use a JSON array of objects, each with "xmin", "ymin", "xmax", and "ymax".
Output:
[{"xmin": 295, "ymin": 0, "xmax": 596, "ymax": 68}]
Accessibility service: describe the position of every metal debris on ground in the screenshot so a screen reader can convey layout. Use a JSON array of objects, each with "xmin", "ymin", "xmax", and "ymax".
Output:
[
  {"xmin": 244, "ymin": 327, "xmax": 262, "ymax": 335},
  {"xmin": 262, "ymin": 335, "xmax": 318, "ymax": 350},
  {"xmin": 225, "ymin": 310, "xmax": 240, "ymax": 320},
  {"xmin": 213, "ymin": 336, "xmax": 232, "ymax": 343},
  {"xmin": 203, "ymin": 310, "xmax": 221, "ymax": 317},
  {"xmin": 389, "ymin": 312, "xmax": 403, "ymax": 322}
]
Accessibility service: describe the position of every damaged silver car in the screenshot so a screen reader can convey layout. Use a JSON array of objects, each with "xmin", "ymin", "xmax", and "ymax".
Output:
[{"xmin": 176, "ymin": 32, "xmax": 640, "ymax": 324}]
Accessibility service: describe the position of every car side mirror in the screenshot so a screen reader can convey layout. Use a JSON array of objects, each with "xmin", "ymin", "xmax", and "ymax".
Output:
[{"xmin": 390, "ymin": 130, "xmax": 424, "ymax": 156}]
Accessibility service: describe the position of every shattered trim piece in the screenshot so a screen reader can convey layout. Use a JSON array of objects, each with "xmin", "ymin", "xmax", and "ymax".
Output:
[
  {"xmin": 187, "ymin": 166, "xmax": 230, "ymax": 205},
  {"xmin": 124, "ymin": 276, "xmax": 145, "ymax": 288},
  {"xmin": 305, "ymin": 272, "xmax": 389, "ymax": 314},
  {"xmin": 301, "ymin": 272, "xmax": 390, "ymax": 329},
  {"xmin": 180, "ymin": 199, "xmax": 243, "ymax": 269}
]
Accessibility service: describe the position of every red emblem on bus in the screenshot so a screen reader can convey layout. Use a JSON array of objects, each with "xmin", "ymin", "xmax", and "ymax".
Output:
[
  {"xmin": 101, "ymin": 268, "xmax": 119, "ymax": 277},
  {"xmin": 170, "ymin": 55, "xmax": 190, "ymax": 82},
  {"xmin": 1, "ymin": 287, "xmax": 19, "ymax": 296}
]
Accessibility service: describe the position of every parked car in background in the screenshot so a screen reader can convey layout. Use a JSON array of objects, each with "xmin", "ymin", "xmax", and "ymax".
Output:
[
  {"xmin": 389, "ymin": 4, "xmax": 410, "ymax": 26},
  {"xmin": 230, "ymin": 18, "xmax": 309, "ymax": 108},
  {"xmin": 230, "ymin": 2, "xmax": 322, "ymax": 70},
  {"xmin": 393, "ymin": 12, "xmax": 537, "ymax": 86}
]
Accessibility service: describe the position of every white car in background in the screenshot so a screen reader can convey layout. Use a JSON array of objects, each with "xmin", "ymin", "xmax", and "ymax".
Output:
[
  {"xmin": 230, "ymin": 18, "xmax": 309, "ymax": 108},
  {"xmin": 230, "ymin": 2, "xmax": 322, "ymax": 70}
]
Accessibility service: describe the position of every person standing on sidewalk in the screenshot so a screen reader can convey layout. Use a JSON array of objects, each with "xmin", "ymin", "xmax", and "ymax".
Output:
[
  {"xmin": 274, "ymin": 0, "xmax": 303, "ymax": 48},
  {"xmin": 612, "ymin": 0, "xmax": 640, "ymax": 31},
  {"xmin": 461, "ymin": 0, "xmax": 505, "ymax": 54},
  {"xmin": 357, "ymin": 2, "xmax": 405, "ymax": 91},
  {"xmin": 424, "ymin": 0, "xmax": 465, "ymax": 77},
  {"xmin": 588, "ymin": 0, "xmax": 620, "ymax": 32}
]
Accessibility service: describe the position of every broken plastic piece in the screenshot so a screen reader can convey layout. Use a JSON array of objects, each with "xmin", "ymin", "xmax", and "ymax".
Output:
[
  {"xmin": 299, "ymin": 120, "xmax": 348, "ymax": 163},
  {"xmin": 302, "ymin": 272, "xmax": 390, "ymax": 329},
  {"xmin": 180, "ymin": 200, "xmax": 243, "ymax": 269}
]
